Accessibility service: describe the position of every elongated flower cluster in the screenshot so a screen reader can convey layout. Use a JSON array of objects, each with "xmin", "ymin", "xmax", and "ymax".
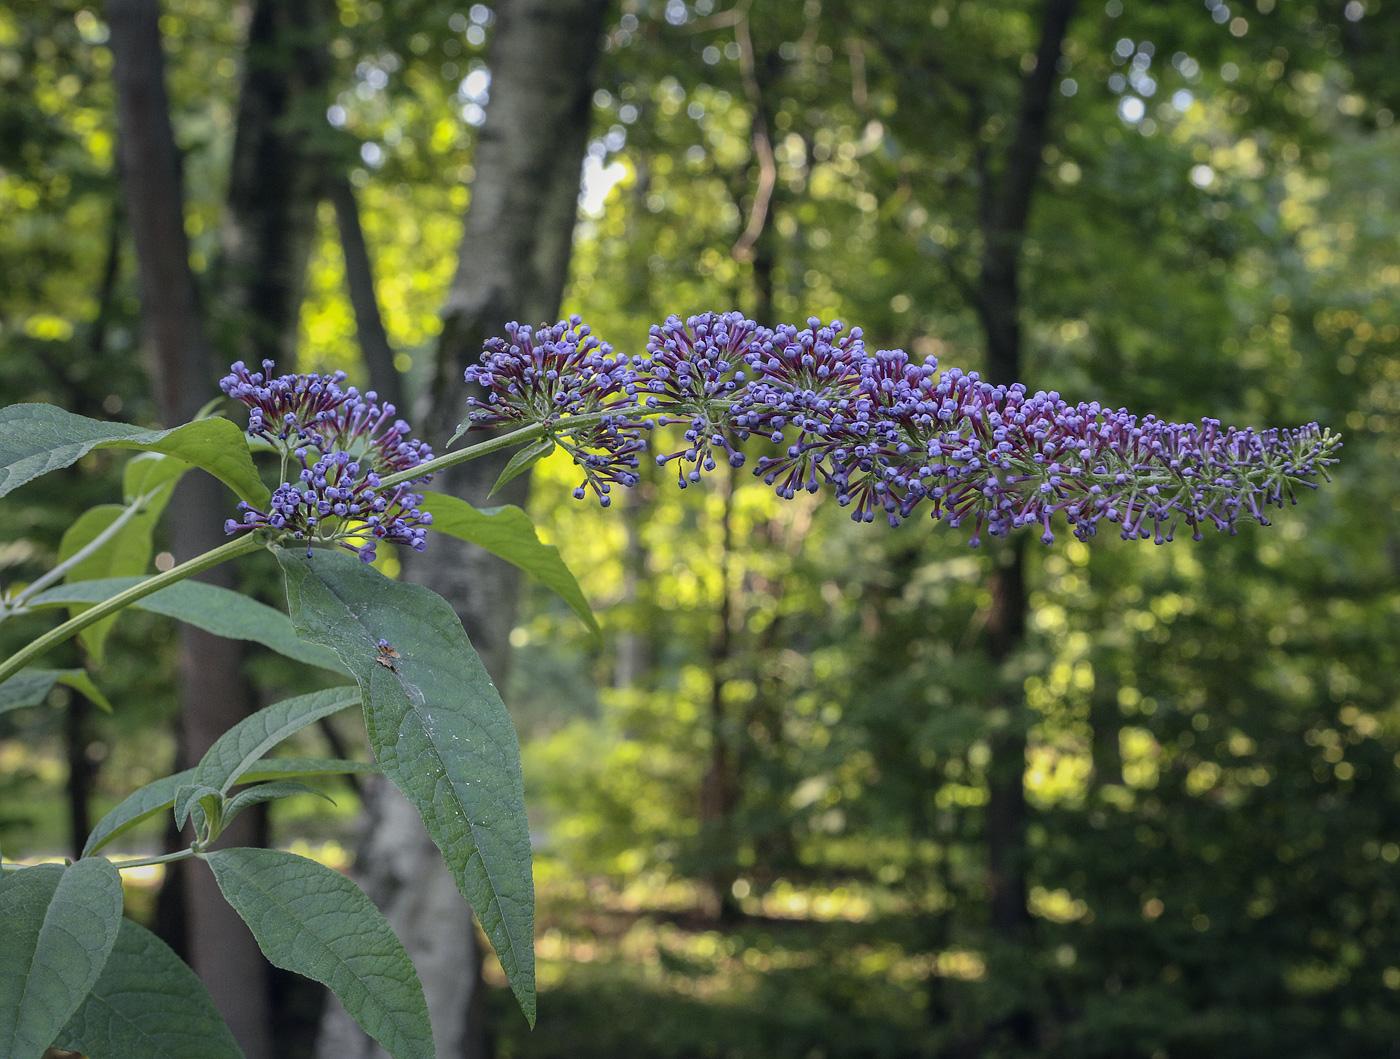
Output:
[
  {"xmin": 462, "ymin": 313, "xmax": 1341, "ymax": 548},
  {"xmin": 464, "ymin": 316, "xmax": 645, "ymax": 505},
  {"xmin": 221, "ymin": 360, "xmax": 433, "ymax": 560}
]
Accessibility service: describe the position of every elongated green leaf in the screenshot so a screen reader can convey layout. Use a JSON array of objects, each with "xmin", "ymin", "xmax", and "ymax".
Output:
[
  {"xmin": 0, "ymin": 405, "xmax": 267, "ymax": 507},
  {"xmin": 82, "ymin": 771, "xmax": 193, "ymax": 858},
  {"xmin": 0, "ymin": 858, "xmax": 124, "ymax": 1059},
  {"xmin": 490, "ymin": 436, "xmax": 555, "ymax": 496},
  {"xmin": 172, "ymin": 784, "xmax": 222, "ymax": 833},
  {"xmin": 277, "ymin": 546, "xmax": 537, "ymax": 1023},
  {"xmin": 30, "ymin": 577, "xmax": 348, "ymax": 676},
  {"xmin": 187, "ymin": 687, "xmax": 361, "ymax": 795},
  {"xmin": 0, "ymin": 668, "xmax": 111, "ymax": 717},
  {"xmin": 207, "ymin": 847, "xmax": 434, "ymax": 1059},
  {"xmin": 420, "ymin": 491, "xmax": 599, "ymax": 638},
  {"xmin": 83, "ymin": 758, "xmax": 375, "ymax": 858},
  {"xmin": 222, "ymin": 781, "xmax": 332, "ymax": 823},
  {"xmin": 52, "ymin": 454, "xmax": 189, "ymax": 660},
  {"xmin": 53, "ymin": 917, "xmax": 245, "ymax": 1059}
]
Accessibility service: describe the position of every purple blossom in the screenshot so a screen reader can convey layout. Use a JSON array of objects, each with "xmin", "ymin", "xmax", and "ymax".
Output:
[
  {"xmin": 636, "ymin": 312, "xmax": 769, "ymax": 487},
  {"xmin": 459, "ymin": 314, "xmax": 1341, "ymax": 546},
  {"xmin": 463, "ymin": 316, "xmax": 646, "ymax": 505},
  {"xmin": 221, "ymin": 360, "xmax": 433, "ymax": 560}
]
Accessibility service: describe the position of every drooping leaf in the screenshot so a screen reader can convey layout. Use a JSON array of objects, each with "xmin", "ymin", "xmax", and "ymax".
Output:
[
  {"xmin": 172, "ymin": 784, "xmax": 222, "ymax": 833},
  {"xmin": 83, "ymin": 759, "xmax": 375, "ymax": 858},
  {"xmin": 51, "ymin": 453, "xmax": 191, "ymax": 659},
  {"xmin": 206, "ymin": 847, "xmax": 434, "ymax": 1059},
  {"xmin": 185, "ymin": 686, "xmax": 361, "ymax": 795},
  {"xmin": 0, "ymin": 668, "xmax": 111, "ymax": 717},
  {"xmin": 277, "ymin": 546, "xmax": 537, "ymax": 1023},
  {"xmin": 221, "ymin": 781, "xmax": 332, "ymax": 823},
  {"xmin": 0, "ymin": 405, "xmax": 267, "ymax": 507},
  {"xmin": 490, "ymin": 436, "xmax": 555, "ymax": 496},
  {"xmin": 52, "ymin": 917, "xmax": 245, "ymax": 1059},
  {"xmin": 420, "ymin": 491, "xmax": 600, "ymax": 638},
  {"xmin": 30, "ymin": 577, "xmax": 347, "ymax": 676},
  {"xmin": 0, "ymin": 858, "xmax": 124, "ymax": 1059}
]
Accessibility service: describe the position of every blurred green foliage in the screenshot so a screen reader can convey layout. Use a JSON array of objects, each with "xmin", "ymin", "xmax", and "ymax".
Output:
[{"xmin": 3, "ymin": 0, "xmax": 1400, "ymax": 1056}]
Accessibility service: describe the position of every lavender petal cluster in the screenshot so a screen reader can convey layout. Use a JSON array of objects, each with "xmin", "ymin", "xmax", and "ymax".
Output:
[
  {"xmin": 463, "ymin": 316, "xmax": 646, "ymax": 506},
  {"xmin": 460, "ymin": 315, "xmax": 1341, "ymax": 547},
  {"xmin": 221, "ymin": 360, "xmax": 434, "ymax": 560}
]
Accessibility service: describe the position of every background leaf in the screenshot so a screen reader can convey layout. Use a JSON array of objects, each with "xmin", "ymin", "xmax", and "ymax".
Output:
[
  {"xmin": 0, "ymin": 405, "xmax": 267, "ymax": 507},
  {"xmin": 277, "ymin": 545, "xmax": 537, "ymax": 1023},
  {"xmin": 53, "ymin": 917, "xmax": 245, "ymax": 1059},
  {"xmin": 0, "ymin": 858, "xmax": 124, "ymax": 1059},
  {"xmin": 83, "ymin": 759, "xmax": 375, "ymax": 858},
  {"xmin": 186, "ymin": 686, "xmax": 362, "ymax": 794},
  {"xmin": 30, "ymin": 577, "xmax": 349, "ymax": 676},
  {"xmin": 206, "ymin": 847, "xmax": 434, "ymax": 1059},
  {"xmin": 57, "ymin": 458, "xmax": 181, "ymax": 661},
  {"xmin": 0, "ymin": 668, "xmax": 110, "ymax": 717},
  {"xmin": 420, "ymin": 491, "xmax": 600, "ymax": 638}
]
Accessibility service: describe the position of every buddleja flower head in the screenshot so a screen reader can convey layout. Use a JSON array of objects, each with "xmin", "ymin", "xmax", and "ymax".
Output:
[
  {"xmin": 459, "ymin": 314, "xmax": 1341, "ymax": 546},
  {"xmin": 635, "ymin": 311, "xmax": 769, "ymax": 486},
  {"xmin": 463, "ymin": 316, "xmax": 646, "ymax": 505},
  {"xmin": 220, "ymin": 360, "xmax": 433, "ymax": 560}
]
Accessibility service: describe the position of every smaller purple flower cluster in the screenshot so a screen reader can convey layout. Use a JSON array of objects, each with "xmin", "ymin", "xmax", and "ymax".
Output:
[
  {"xmin": 464, "ymin": 316, "xmax": 646, "ymax": 505},
  {"xmin": 461, "ymin": 313, "xmax": 1341, "ymax": 548},
  {"xmin": 220, "ymin": 360, "xmax": 434, "ymax": 560}
]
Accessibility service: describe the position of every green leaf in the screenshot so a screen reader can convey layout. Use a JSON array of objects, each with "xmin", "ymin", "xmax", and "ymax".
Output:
[
  {"xmin": 0, "ymin": 858, "xmax": 124, "ymax": 1059},
  {"xmin": 172, "ymin": 784, "xmax": 222, "ymax": 833},
  {"xmin": 222, "ymin": 781, "xmax": 332, "ymax": 823},
  {"xmin": 490, "ymin": 436, "xmax": 555, "ymax": 496},
  {"xmin": 420, "ymin": 491, "xmax": 600, "ymax": 638},
  {"xmin": 277, "ymin": 546, "xmax": 537, "ymax": 1023},
  {"xmin": 83, "ymin": 759, "xmax": 375, "ymax": 858},
  {"xmin": 0, "ymin": 668, "xmax": 111, "ymax": 717},
  {"xmin": 123, "ymin": 451, "xmax": 190, "ymax": 504},
  {"xmin": 186, "ymin": 687, "xmax": 361, "ymax": 795},
  {"xmin": 54, "ymin": 669, "xmax": 113, "ymax": 713},
  {"xmin": 0, "ymin": 405, "xmax": 268, "ymax": 507},
  {"xmin": 30, "ymin": 577, "xmax": 348, "ymax": 676},
  {"xmin": 53, "ymin": 917, "xmax": 245, "ymax": 1059},
  {"xmin": 206, "ymin": 847, "xmax": 434, "ymax": 1059},
  {"xmin": 58, "ymin": 492, "xmax": 172, "ymax": 662},
  {"xmin": 82, "ymin": 771, "xmax": 194, "ymax": 858}
]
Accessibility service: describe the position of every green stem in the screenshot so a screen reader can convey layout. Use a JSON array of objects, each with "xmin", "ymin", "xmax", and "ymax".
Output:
[
  {"xmin": 104, "ymin": 847, "xmax": 197, "ymax": 871},
  {"xmin": 377, "ymin": 420, "xmax": 552, "ymax": 490},
  {"xmin": 0, "ymin": 532, "xmax": 266, "ymax": 685}
]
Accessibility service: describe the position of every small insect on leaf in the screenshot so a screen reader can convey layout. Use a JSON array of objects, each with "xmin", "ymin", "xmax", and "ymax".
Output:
[{"xmin": 375, "ymin": 638, "xmax": 401, "ymax": 671}]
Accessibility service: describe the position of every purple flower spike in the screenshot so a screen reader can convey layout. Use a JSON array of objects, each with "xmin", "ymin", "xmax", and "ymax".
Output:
[
  {"xmin": 221, "ymin": 362, "xmax": 433, "ymax": 560},
  {"xmin": 636, "ymin": 312, "xmax": 771, "ymax": 487},
  {"xmin": 464, "ymin": 315, "xmax": 647, "ymax": 504},
  {"xmin": 458, "ymin": 312, "xmax": 1341, "ymax": 547}
]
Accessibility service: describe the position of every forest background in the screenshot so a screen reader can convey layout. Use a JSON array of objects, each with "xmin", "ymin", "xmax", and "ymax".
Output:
[{"xmin": 1, "ymin": 0, "xmax": 1398, "ymax": 1057}]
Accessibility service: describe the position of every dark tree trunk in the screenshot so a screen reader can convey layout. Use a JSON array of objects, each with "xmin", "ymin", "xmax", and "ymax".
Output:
[
  {"xmin": 316, "ymin": 1, "xmax": 610, "ymax": 1056},
  {"xmin": 218, "ymin": 0, "xmax": 328, "ymax": 369},
  {"xmin": 106, "ymin": 2, "xmax": 270, "ymax": 1057},
  {"xmin": 970, "ymin": 0, "xmax": 1079, "ymax": 1048},
  {"xmin": 329, "ymin": 174, "xmax": 403, "ymax": 410}
]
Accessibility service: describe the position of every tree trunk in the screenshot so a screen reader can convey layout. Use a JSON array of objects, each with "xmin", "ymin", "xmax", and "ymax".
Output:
[
  {"xmin": 217, "ymin": 0, "xmax": 327, "ymax": 369},
  {"xmin": 970, "ymin": 0, "xmax": 1079, "ymax": 1048},
  {"xmin": 316, "ymin": 1, "xmax": 610, "ymax": 1056},
  {"xmin": 329, "ymin": 174, "xmax": 402, "ymax": 409},
  {"xmin": 106, "ymin": 3, "xmax": 270, "ymax": 1057}
]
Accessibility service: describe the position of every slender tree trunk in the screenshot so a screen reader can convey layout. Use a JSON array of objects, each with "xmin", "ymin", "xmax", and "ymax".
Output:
[
  {"xmin": 316, "ymin": 2, "xmax": 610, "ymax": 1056},
  {"xmin": 330, "ymin": 174, "xmax": 403, "ymax": 410},
  {"xmin": 970, "ymin": 0, "xmax": 1079, "ymax": 1047},
  {"xmin": 106, "ymin": 3, "xmax": 270, "ymax": 1057},
  {"xmin": 217, "ymin": 0, "xmax": 327, "ymax": 369}
]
